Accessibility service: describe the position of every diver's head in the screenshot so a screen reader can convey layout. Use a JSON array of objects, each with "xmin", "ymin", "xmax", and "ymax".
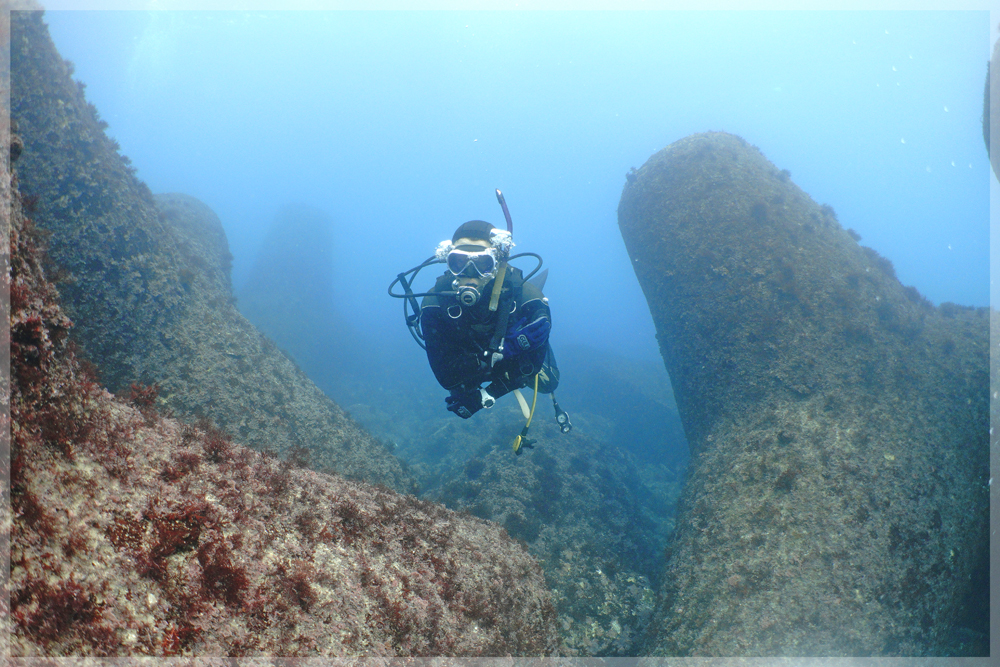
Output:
[
  {"xmin": 434, "ymin": 220, "xmax": 514, "ymax": 306},
  {"xmin": 449, "ymin": 221, "xmax": 497, "ymax": 276}
]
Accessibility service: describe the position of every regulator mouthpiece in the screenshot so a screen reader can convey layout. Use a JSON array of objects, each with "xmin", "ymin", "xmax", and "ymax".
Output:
[{"xmin": 456, "ymin": 284, "xmax": 481, "ymax": 306}]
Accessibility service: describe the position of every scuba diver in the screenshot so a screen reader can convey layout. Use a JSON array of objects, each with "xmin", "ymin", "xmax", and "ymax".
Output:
[{"xmin": 389, "ymin": 190, "xmax": 571, "ymax": 454}]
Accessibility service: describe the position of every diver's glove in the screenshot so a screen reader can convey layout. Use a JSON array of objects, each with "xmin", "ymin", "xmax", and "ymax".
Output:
[
  {"xmin": 446, "ymin": 387, "xmax": 496, "ymax": 419},
  {"xmin": 503, "ymin": 314, "xmax": 551, "ymax": 357}
]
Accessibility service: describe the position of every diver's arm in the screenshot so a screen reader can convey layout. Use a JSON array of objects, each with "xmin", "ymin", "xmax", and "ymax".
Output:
[
  {"xmin": 481, "ymin": 285, "xmax": 552, "ymax": 399},
  {"xmin": 503, "ymin": 283, "xmax": 551, "ymax": 356},
  {"xmin": 420, "ymin": 274, "xmax": 475, "ymax": 391},
  {"xmin": 421, "ymin": 305, "xmax": 475, "ymax": 391}
]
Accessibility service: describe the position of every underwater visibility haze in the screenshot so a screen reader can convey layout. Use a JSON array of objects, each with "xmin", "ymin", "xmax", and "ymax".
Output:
[
  {"xmin": 44, "ymin": 10, "xmax": 989, "ymax": 353},
  {"xmin": 11, "ymin": 8, "xmax": 992, "ymax": 657},
  {"xmin": 42, "ymin": 8, "xmax": 991, "ymax": 462}
]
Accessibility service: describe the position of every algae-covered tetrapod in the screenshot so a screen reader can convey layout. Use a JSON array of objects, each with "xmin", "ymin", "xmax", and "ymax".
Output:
[{"xmin": 619, "ymin": 132, "xmax": 988, "ymax": 656}]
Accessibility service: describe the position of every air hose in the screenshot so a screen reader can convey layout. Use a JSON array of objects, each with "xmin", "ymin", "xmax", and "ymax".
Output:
[{"xmin": 512, "ymin": 373, "xmax": 540, "ymax": 456}]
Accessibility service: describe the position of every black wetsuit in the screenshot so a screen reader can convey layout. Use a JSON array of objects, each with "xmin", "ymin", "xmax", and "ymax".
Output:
[{"xmin": 420, "ymin": 266, "xmax": 556, "ymax": 403}]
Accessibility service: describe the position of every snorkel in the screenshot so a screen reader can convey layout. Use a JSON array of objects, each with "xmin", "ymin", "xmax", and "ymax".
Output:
[
  {"xmin": 488, "ymin": 189, "xmax": 514, "ymax": 312},
  {"xmin": 496, "ymin": 189, "xmax": 514, "ymax": 233}
]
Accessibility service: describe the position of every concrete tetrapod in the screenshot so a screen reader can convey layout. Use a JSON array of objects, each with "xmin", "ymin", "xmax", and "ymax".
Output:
[
  {"xmin": 617, "ymin": 132, "xmax": 988, "ymax": 656},
  {"xmin": 10, "ymin": 10, "xmax": 414, "ymax": 492}
]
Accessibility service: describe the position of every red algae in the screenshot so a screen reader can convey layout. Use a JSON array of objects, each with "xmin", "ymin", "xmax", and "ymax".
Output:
[{"xmin": 7, "ymin": 135, "xmax": 559, "ymax": 657}]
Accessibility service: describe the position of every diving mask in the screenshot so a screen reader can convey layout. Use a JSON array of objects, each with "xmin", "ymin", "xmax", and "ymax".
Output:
[{"xmin": 447, "ymin": 247, "xmax": 498, "ymax": 278}]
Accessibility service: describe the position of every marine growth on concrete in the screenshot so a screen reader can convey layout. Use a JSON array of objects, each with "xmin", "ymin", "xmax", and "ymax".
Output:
[
  {"xmin": 10, "ymin": 10, "xmax": 413, "ymax": 492},
  {"xmin": 618, "ymin": 131, "xmax": 988, "ymax": 656}
]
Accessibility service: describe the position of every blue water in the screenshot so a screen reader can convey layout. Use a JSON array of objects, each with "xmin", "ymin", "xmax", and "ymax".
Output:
[{"xmin": 44, "ymin": 10, "xmax": 991, "ymax": 367}]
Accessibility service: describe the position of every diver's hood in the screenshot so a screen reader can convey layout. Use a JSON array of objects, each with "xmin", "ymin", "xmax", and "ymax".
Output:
[{"xmin": 435, "ymin": 228, "xmax": 514, "ymax": 261}]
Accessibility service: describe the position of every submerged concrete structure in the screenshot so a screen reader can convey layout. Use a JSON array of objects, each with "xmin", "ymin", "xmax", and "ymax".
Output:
[
  {"xmin": 618, "ymin": 132, "xmax": 988, "ymax": 656},
  {"xmin": 10, "ymin": 11, "xmax": 414, "ymax": 492}
]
